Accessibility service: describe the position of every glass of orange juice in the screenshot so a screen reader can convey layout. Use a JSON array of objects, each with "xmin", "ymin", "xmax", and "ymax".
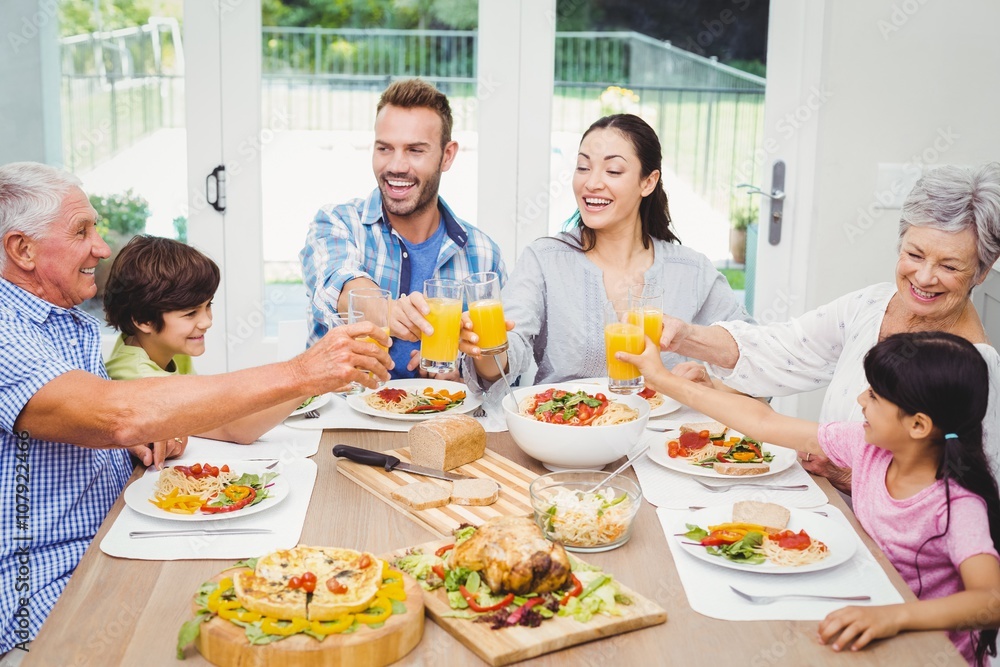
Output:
[
  {"xmin": 348, "ymin": 288, "xmax": 392, "ymax": 387},
  {"xmin": 604, "ymin": 299, "xmax": 645, "ymax": 394},
  {"xmin": 463, "ymin": 272, "xmax": 507, "ymax": 355},
  {"xmin": 322, "ymin": 309, "xmax": 365, "ymax": 395},
  {"xmin": 421, "ymin": 279, "xmax": 464, "ymax": 375},
  {"xmin": 627, "ymin": 283, "xmax": 664, "ymax": 345}
]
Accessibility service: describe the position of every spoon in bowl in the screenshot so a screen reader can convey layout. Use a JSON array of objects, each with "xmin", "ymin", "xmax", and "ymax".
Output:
[{"xmin": 584, "ymin": 443, "xmax": 651, "ymax": 494}]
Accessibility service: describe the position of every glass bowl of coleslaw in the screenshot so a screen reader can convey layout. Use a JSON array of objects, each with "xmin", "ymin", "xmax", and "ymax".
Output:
[{"xmin": 528, "ymin": 470, "xmax": 642, "ymax": 552}]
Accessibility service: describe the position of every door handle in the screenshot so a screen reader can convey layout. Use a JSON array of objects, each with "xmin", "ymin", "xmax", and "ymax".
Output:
[{"xmin": 736, "ymin": 160, "xmax": 785, "ymax": 245}]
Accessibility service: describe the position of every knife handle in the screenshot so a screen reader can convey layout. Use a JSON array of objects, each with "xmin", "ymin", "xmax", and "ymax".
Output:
[{"xmin": 332, "ymin": 444, "xmax": 400, "ymax": 472}]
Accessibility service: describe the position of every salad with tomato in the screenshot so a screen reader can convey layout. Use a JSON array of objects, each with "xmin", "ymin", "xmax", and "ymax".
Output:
[
  {"xmin": 150, "ymin": 462, "xmax": 279, "ymax": 515},
  {"xmin": 521, "ymin": 389, "xmax": 610, "ymax": 426}
]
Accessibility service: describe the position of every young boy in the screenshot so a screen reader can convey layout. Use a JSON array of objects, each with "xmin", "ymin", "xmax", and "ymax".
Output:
[{"xmin": 104, "ymin": 235, "xmax": 306, "ymax": 444}]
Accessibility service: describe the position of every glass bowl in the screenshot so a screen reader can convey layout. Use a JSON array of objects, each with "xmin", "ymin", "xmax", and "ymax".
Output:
[{"xmin": 528, "ymin": 470, "xmax": 643, "ymax": 552}]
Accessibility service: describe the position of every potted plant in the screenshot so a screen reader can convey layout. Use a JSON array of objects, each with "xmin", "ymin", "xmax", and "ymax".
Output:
[
  {"xmin": 729, "ymin": 198, "xmax": 758, "ymax": 265},
  {"xmin": 90, "ymin": 189, "xmax": 151, "ymax": 299}
]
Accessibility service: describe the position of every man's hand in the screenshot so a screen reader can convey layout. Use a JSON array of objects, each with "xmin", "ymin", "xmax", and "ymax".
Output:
[
  {"xmin": 658, "ymin": 314, "xmax": 691, "ymax": 352},
  {"xmin": 391, "ymin": 292, "xmax": 433, "ymax": 342},
  {"xmin": 127, "ymin": 435, "xmax": 187, "ymax": 469},
  {"xmin": 407, "ymin": 350, "xmax": 461, "ymax": 381},
  {"xmin": 299, "ymin": 321, "xmax": 393, "ymax": 391}
]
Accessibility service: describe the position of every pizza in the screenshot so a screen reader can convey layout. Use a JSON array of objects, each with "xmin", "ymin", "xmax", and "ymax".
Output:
[{"xmin": 235, "ymin": 545, "xmax": 383, "ymax": 621}]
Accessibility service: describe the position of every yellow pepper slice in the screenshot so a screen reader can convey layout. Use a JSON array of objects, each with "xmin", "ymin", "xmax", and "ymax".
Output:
[
  {"xmin": 206, "ymin": 578, "xmax": 234, "ymax": 612},
  {"xmin": 707, "ymin": 522, "xmax": 767, "ymax": 534},
  {"xmin": 355, "ymin": 595, "xmax": 392, "ymax": 625},
  {"xmin": 237, "ymin": 610, "xmax": 261, "ymax": 623},
  {"xmin": 310, "ymin": 615, "xmax": 355, "ymax": 635},
  {"xmin": 217, "ymin": 600, "xmax": 242, "ymax": 620},
  {"xmin": 260, "ymin": 616, "xmax": 310, "ymax": 636},
  {"xmin": 380, "ymin": 586, "xmax": 406, "ymax": 601}
]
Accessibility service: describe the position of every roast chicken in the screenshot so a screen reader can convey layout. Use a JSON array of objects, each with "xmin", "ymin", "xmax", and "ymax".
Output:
[{"xmin": 451, "ymin": 516, "xmax": 571, "ymax": 595}]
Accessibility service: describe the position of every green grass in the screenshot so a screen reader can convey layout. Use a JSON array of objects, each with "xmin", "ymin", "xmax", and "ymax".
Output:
[{"xmin": 719, "ymin": 268, "xmax": 745, "ymax": 290}]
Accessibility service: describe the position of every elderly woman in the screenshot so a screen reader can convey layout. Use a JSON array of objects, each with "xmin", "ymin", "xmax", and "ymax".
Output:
[
  {"xmin": 0, "ymin": 162, "xmax": 392, "ymax": 659},
  {"xmin": 659, "ymin": 163, "xmax": 1000, "ymax": 486},
  {"xmin": 460, "ymin": 114, "xmax": 752, "ymax": 401}
]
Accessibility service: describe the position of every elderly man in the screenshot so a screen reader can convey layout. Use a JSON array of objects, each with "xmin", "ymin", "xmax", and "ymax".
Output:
[
  {"xmin": 300, "ymin": 78, "xmax": 506, "ymax": 379},
  {"xmin": 0, "ymin": 162, "xmax": 392, "ymax": 659}
]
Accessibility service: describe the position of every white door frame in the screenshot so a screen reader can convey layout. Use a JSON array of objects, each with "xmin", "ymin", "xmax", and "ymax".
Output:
[{"xmin": 751, "ymin": 0, "xmax": 828, "ymax": 418}]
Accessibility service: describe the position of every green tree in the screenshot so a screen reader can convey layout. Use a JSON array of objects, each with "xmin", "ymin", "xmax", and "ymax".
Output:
[{"xmin": 59, "ymin": 0, "xmax": 155, "ymax": 36}]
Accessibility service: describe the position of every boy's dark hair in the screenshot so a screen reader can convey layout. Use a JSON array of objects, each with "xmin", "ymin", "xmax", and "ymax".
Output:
[
  {"xmin": 376, "ymin": 78, "xmax": 453, "ymax": 147},
  {"xmin": 865, "ymin": 331, "xmax": 999, "ymax": 666},
  {"xmin": 103, "ymin": 235, "xmax": 220, "ymax": 336}
]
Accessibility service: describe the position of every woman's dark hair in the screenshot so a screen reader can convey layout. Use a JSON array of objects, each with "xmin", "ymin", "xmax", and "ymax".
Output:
[
  {"xmin": 103, "ymin": 235, "xmax": 220, "ymax": 336},
  {"xmin": 864, "ymin": 331, "xmax": 999, "ymax": 666},
  {"xmin": 566, "ymin": 114, "xmax": 678, "ymax": 251}
]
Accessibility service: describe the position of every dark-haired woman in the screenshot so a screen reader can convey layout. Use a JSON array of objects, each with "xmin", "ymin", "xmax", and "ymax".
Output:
[
  {"xmin": 461, "ymin": 114, "xmax": 752, "ymax": 395},
  {"xmin": 623, "ymin": 331, "xmax": 1000, "ymax": 666}
]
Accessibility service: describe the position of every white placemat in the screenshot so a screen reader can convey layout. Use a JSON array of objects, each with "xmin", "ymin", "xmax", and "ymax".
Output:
[
  {"xmin": 657, "ymin": 505, "xmax": 904, "ymax": 620},
  {"xmin": 100, "ymin": 458, "xmax": 316, "ymax": 560},
  {"xmin": 283, "ymin": 392, "xmax": 506, "ymax": 433},
  {"xmin": 179, "ymin": 424, "xmax": 322, "ymax": 462},
  {"xmin": 634, "ymin": 431, "xmax": 829, "ymax": 508}
]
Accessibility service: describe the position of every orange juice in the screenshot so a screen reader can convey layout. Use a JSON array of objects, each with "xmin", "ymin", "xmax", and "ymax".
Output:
[
  {"xmin": 468, "ymin": 299, "xmax": 508, "ymax": 351},
  {"xmin": 628, "ymin": 308, "xmax": 663, "ymax": 343},
  {"xmin": 361, "ymin": 326, "xmax": 391, "ymax": 352},
  {"xmin": 422, "ymin": 297, "xmax": 463, "ymax": 362},
  {"xmin": 605, "ymin": 322, "xmax": 644, "ymax": 380}
]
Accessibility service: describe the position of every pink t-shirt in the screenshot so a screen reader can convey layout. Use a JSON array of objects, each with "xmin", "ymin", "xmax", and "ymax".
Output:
[{"xmin": 818, "ymin": 422, "xmax": 998, "ymax": 665}]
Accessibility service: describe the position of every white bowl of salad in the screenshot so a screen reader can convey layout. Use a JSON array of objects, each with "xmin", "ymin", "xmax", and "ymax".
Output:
[
  {"xmin": 502, "ymin": 382, "xmax": 650, "ymax": 470},
  {"xmin": 529, "ymin": 470, "xmax": 642, "ymax": 552}
]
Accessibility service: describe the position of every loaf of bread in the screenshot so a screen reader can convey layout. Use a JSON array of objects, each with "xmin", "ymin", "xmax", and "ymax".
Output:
[
  {"xmin": 732, "ymin": 500, "xmax": 790, "ymax": 530},
  {"xmin": 408, "ymin": 413, "xmax": 486, "ymax": 471},
  {"xmin": 390, "ymin": 481, "xmax": 451, "ymax": 510},
  {"xmin": 450, "ymin": 479, "xmax": 499, "ymax": 506}
]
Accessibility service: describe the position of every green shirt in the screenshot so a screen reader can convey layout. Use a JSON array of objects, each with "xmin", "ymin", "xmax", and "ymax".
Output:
[{"xmin": 104, "ymin": 333, "xmax": 196, "ymax": 380}]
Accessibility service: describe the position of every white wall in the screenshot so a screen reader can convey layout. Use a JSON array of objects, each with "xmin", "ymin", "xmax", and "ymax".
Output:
[{"xmin": 791, "ymin": 0, "xmax": 1000, "ymax": 417}]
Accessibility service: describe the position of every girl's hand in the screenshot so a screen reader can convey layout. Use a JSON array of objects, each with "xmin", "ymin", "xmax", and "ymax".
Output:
[
  {"xmin": 670, "ymin": 361, "xmax": 715, "ymax": 388},
  {"xmin": 459, "ymin": 313, "xmax": 515, "ymax": 359},
  {"xmin": 616, "ymin": 337, "xmax": 669, "ymax": 385},
  {"xmin": 818, "ymin": 605, "xmax": 904, "ymax": 652}
]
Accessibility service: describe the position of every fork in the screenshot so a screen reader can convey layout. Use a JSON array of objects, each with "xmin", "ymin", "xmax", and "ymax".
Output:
[
  {"xmin": 730, "ymin": 586, "xmax": 870, "ymax": 605},
  {"xmin": 693, "ymin": 478, "xmax": 809, "ymax": 493},
  {"xmin": 304, "ymin": 409, "xmax": 320, "ymax": 419},
  {"xmin": 472, "ymin": 407, "xmax": 486, "ymax": 418},
  {"xmin": 689, "ymin": 505, "xmax": 827, "ymax": 516}
]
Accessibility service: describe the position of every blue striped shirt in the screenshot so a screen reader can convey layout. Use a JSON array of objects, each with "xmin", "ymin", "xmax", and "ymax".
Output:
[
  {"xmin": 299, "ymin": 188, "xmax": 508, "ymax": 356},
  {"xmin": 0, "ymin": 279, "xmax": 132, "ymax": 653}
]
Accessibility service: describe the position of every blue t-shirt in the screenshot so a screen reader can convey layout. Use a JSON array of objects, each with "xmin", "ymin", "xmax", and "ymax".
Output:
[{"xmin": 391, "ymin": 221, "xmax": 447, "ymax": 378}]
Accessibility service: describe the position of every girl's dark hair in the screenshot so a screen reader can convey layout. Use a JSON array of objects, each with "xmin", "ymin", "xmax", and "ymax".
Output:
[
  {"xmin": 864, "ymin": 331, "xmax": 999, "ymax": 666},
  {"xmin": 565, "ymin": 114, "xmax": 678, "ymax": 251},
  {"xmin": 103, "ymin": 235, "xmax": 220, "ymax": 336}
]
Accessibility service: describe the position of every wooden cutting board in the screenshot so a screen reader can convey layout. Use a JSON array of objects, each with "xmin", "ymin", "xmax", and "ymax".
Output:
[
  {"xmin": 385, "ymin": 538, "xmax": 667, "ymax": 666},
  {"xmin": 193, "ymin": 567, "xmax": 424, "ymax": 667},
  {"xmin": 335, "ymin": 447, "xmax": 535, "ymax": 536}
]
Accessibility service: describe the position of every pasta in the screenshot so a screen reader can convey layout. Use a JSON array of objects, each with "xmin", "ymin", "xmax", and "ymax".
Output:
[
  {"xmin": 155, "ymin": 466, "xmax": 236, "ymax": 504},
  {"xmin": 591, "ymin": 402, "xmax": 639, "ymax": 426},
  {"xmin": 364, "ymin": 391, "xmax": 425, "ymax": 414},
  {"xmin": 759, "ymin": 535, "xmax": 829, "ymax": 566}
]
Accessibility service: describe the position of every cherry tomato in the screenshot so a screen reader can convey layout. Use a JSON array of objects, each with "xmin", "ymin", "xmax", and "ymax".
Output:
[
  {"xmin": 327, "ymin": 578, "xmax": 348, "ymax": 594},
  {"xmin": 358, "ymin": 554, "xmax": 372, "ymax": 569},
  {"xmin": 679, "ymin": 431, "xmax": 710, "ymax": 451},
  {"xmin": 221, "ymin": 465, "xmax": 230, "ymax": 473},
  {"xmin": 667, "ymin": 440, "xmax": 680, "ymax": 458},
  {"xmin": 300, "ymin": 572, "xmax": 317, "ymax": 593},
  {"xmin": 190, "ymin": 463, "xmax": 202, "ymax": 475},
  {"xmin": 288, "ymin": 576, "xmax": 302, "ymax": 590},
  {"xmin": 595, "ymin": 393, "xmax": 607, "ymax": 402}
]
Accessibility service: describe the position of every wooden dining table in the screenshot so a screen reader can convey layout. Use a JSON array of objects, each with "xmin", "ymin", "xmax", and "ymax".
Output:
[{"xmin": 25, "ymin": 428, "xmax": 966, "ymax": 666}]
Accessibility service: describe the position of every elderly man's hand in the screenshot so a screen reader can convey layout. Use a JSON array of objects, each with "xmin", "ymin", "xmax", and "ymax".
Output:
[
  {"xmin": 658, "ymin": 314, "xmax": 691, "ymax": 353},
  {"xmin": 391, "ymin": 292, "xmax": 432, "ymax": 342},
  {"xmin": 128, "ymin": 436, "xmax": 187, "ymax": 470},
  {"xmin": 302, "ymin": 321, "xmax": 393, "ymax": 391}
]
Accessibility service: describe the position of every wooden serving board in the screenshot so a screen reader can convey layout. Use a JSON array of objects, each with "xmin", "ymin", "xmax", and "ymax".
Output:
[
  {"xmin": 336, "ymin": 447, "xmax": 535, "ymax": 536},
  {"xmin": 192, "ymin": 567, "xmax": 424, "ymax": 667},
  {"xmin": 386, "ymin": 538, "xmax": 667, "ymax": 666}
]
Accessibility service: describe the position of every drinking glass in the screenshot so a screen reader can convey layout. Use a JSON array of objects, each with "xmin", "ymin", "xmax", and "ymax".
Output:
[
  {"xmin": 463, "ymin": 272, "xmax": 508, "ymax": 355},
  {"xmin": 627, "ymin": 283, "xmax": 664, "ymax": 344},
  {"xmin": 420, "ymin": 278, "xmax": 464, "ymax": 375},
  {"xmin": 604, "ymin": 299, "xmax": 644, "ymax": 395},
  {"xmin": 348, "ymin": 288, "xmax": 392, "ymax": 388},
  {"xmin": 322, "ymin": 309, "xmax": 365, "ymax": 395}
]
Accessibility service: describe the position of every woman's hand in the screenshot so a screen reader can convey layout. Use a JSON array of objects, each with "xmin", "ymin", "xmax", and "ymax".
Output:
[
  {"xmin": 391, "ymin": 292, "xmax": 432, "ymax": 342},
  {"xmin": 406, "ymin": 349, "xmax": 461, "ymax": 381},
  {"xmin": 818, "ymin": 605, "xmax": 905, "ymax": 652},
  {"xmin": 459, "ymin": 312, "xmax": 515, "ymax": 359},
  {"xmin": 670, "ymin": 361, "xmax": 715, "ymax": 388}
]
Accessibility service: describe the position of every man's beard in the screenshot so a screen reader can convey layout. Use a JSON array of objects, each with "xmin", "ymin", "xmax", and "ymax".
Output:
[{"xmin": 379, "ymin": 166, "xmax": 443, "ymax": 218}]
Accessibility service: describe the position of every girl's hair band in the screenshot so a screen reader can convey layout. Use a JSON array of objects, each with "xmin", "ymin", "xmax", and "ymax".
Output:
[{"xmin": 944, "ymin": 433, "xmax": 959, "ymax": 440}]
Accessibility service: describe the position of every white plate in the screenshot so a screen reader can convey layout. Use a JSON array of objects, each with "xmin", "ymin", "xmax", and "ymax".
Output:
[
  {"xmin": 675, "ymin": 505, "xmax": 857, "ymax": 574},
  {"xmin": 346, "ymin": 378, "xmax": 482, "ymax": 422},
  {"xmin": 289, "ymin": 393, "xmax": 331, "ymax": 417},
  {"xmin": 123, "ymin": 462, "xmax": 289, "ymax": 522},
  {"xmin": 647, "ymin": 433, "xmax": 797, "ymax": 479},
  {"xmin": 646, "ymin": 392, "xmax": 683, "ymax": 418}
]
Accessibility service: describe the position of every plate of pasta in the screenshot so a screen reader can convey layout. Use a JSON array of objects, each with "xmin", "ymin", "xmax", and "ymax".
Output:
[
  {"xmin": 647, "ymin": 429, "xmax": 797, "ymax": 479},
  {"xmin": 123, "ymin": 461, "xmax": 289, "ymax": 522},
  {"xmin": 638, "ymin": 387, "xmax": 682, "ymax": 418},
  {"xmin": 675, "ymin": 502, "xmax": 856, "ymax": 574},
  {"xmin": 346, "ymin": 378, "xmax": 482, "ymax": 422}
]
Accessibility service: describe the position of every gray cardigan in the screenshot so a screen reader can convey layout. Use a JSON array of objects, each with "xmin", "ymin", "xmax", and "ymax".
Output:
[{"xmin": 464, "ymin": 231, "xmax": 754, "ymax": 402}]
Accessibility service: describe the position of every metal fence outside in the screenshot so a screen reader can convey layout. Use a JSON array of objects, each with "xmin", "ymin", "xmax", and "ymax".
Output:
[{"xmin": 61, "ymin": 25, "xmax": 764, "ymax": 216}]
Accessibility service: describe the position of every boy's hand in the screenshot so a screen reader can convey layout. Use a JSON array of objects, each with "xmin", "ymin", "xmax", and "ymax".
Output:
[
  {"xmin": 818, "ymin": 605, "xmax": 903, "ymax": 652},
  {"xmin": 391, "ymin": 292, "xmax": 432, "ymax": 342}
]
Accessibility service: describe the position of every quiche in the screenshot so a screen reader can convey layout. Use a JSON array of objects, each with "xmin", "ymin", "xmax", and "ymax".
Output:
[{"xmin": 234, "ymin": 545, "xmax": 383, "ymax": 621}]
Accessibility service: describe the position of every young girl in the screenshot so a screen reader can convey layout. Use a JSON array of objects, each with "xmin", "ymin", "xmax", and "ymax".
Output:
[
  {"xmin": 621, "ymin": 331, "xmax": 1000, "ymax": 666},
  {"xmin": 103, "ymin": 235, "xmax": 307, "ymax": 444}
]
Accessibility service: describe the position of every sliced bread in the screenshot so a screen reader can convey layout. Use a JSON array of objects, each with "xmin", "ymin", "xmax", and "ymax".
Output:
[
  {"xmin": 732, "ymin": 500, "xmax": 790, "ymax": 530},
  {"xmin": 408, "ymin": 413, "xmax": 487, "ymax": 471},
  {"xmin": 713, "ymin": 461, "xmax": 770, "ymax": 476},
  {"xmin": 450, "ymin": 478, "xmax": 499, "ymax": 506},
  {"xmin": 390, "ymin": 481, "xmax": 451, "ymax": 510},
  {"xmin": 680, "ymin": 420, "xmax": 728, "ymax": 439}
]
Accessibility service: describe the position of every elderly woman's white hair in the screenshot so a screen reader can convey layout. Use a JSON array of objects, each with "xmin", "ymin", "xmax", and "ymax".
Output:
[
  {"xmin": 0, "ymin": 162, "xmax": 82, "ymax": 272},
  {"xmin": 899, "ymin": 162, "xmax": 1000, "ymax": 280}
]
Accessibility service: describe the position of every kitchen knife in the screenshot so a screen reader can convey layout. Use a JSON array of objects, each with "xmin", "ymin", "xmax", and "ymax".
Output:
[{"xmin": 332, "ymin": 444, "xmax": 473, "ymax": 481}]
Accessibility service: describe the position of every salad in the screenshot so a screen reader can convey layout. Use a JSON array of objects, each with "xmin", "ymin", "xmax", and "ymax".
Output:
[
  {"xmin": 536, "ymin": 486, "xmax": 633, "ymax": 548},
  {"xmin": 695, "ymin": 436, "xmax": 774, "ymax": 467},
  {"xmin": 393, "ymin": 526, "xmax": 632, "ymax": 628}
]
